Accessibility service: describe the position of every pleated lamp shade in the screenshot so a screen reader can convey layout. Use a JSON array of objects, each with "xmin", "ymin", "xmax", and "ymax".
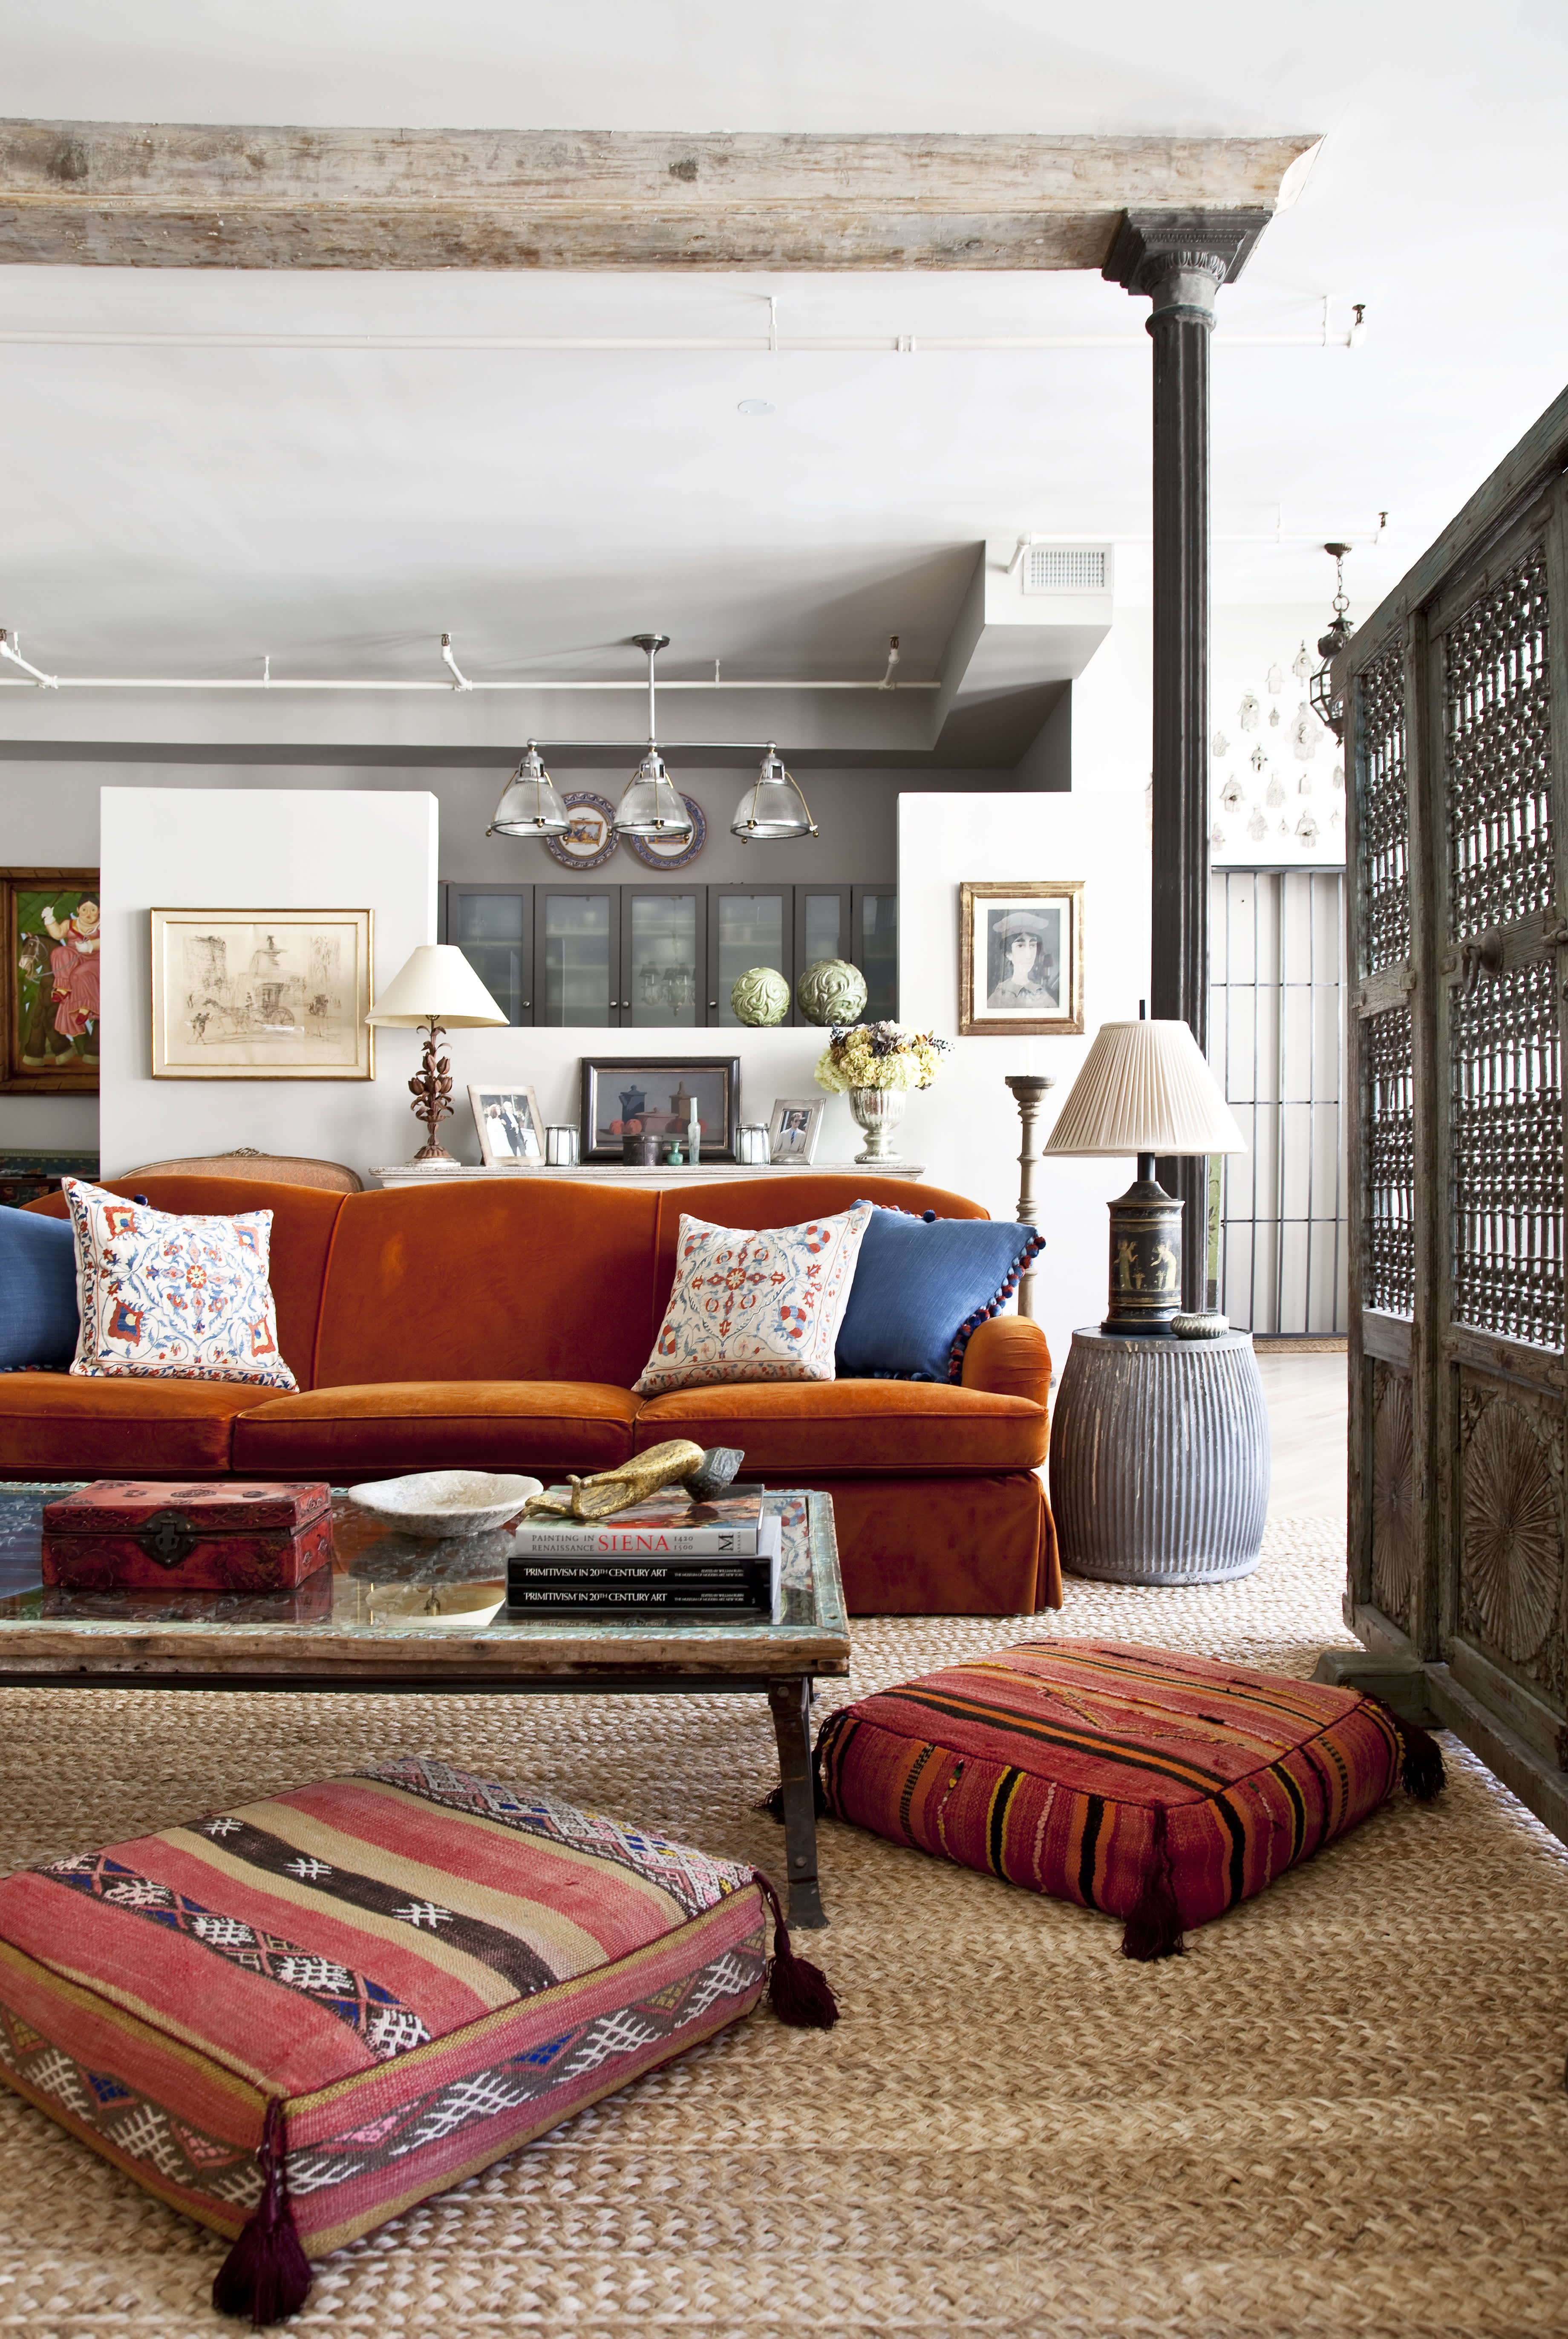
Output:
[
  {"xmin": 1043, "ymin": 1019, "xmax": 1247, "ymax": 1158},
  {"xmin": 365, "ymin": 944, "xmax": 508, "ymax": 1028}
]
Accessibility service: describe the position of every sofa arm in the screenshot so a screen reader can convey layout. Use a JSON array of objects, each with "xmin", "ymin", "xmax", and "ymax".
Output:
[{"xmin": 960, "ymin": 1315, "xmax": 1052, "ymax": 1412}]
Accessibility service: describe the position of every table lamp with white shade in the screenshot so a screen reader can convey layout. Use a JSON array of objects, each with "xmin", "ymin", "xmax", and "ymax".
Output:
[
  {"xmin": 1043, "ymin": 1008, "xmax": 1247, "ymax": 1333},
  {"xmin": 366, "ymin": 944, "xmax": 508, "ymax": 1163}
]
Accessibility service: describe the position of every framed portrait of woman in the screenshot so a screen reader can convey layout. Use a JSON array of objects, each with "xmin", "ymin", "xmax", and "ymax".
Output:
[{"xmin": 958, "ymin": 881, "xmax": 1084, "ymax": 1037}]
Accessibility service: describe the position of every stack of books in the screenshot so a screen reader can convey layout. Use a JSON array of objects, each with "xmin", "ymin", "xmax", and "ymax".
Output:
[{"xmin": 506, "ymin": 1485, "xmax": 779, "ymax": 1620}]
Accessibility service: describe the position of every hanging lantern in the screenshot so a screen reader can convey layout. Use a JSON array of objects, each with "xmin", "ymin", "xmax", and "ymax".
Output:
[{"xmin": 1309, "ymin": 543, "xmax": 1355, "ymax": 743}]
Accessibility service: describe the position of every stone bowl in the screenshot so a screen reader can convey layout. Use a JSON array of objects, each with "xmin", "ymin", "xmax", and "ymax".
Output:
[{"xmin": 349, "ymin": 1470, "xmax": 542, "ymax": 1539}]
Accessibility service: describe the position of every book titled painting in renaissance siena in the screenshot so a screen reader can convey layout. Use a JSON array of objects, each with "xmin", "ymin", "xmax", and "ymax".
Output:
[{"xmin": 510, "ymin": 1484, "xmax": 768, "ymax": 1556}]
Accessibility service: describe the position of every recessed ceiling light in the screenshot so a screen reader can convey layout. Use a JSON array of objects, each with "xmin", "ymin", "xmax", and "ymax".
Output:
[{"xmin": 737, "ymin": 398, "xmax": 775, "ymax": 416}]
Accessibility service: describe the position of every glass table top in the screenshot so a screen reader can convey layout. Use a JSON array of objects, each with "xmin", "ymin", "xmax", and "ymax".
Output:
[{"xmin": 0, "ymin": 1486, "xmax": 848, "ymax": 1663}]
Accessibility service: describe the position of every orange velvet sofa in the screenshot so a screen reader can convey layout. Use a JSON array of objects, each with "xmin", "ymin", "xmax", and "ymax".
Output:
[{"xmin": 8, "ymin": 1172, "xmax": 1060, "ymax": 1614}]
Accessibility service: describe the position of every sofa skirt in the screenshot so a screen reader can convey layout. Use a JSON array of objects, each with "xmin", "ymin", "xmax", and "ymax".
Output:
[{"xmin": 786, "ymin": 1473, "xmax": 1059, "ymax": 1617}]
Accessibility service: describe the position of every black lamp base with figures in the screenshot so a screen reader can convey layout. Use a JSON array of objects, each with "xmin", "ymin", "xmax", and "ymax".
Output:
[{"xmin": 1102, "ymin": 1153, "xmax": 1184, "ymax": 1335}]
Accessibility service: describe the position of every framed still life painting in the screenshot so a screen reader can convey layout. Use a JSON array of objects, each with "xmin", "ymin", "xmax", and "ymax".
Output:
[
  {"xmin": 958, "ymin": 881, "xmax": 1085, "ymax": 1038},
  {"xmin": 579, "ymin": 1056, "xmax": 740, "ymax": 1162},
  {"xmin": 1, "ymin": 867, "xmax": 101, "ymax": 1094},
  {"xmin": 150, "ymin": 908, "xmax": 375, "ymax": 1080}
]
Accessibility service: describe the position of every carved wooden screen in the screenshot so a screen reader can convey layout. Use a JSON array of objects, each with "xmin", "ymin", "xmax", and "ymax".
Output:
[{"xmin": 1345, "ymin": 393, "xmax": 1568, "ymax": 1827}]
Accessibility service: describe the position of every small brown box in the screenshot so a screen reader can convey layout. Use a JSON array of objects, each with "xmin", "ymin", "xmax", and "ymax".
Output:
[{"xmin": 41, "ymin": 1480, "xmax": 334, "ymax": 1594}]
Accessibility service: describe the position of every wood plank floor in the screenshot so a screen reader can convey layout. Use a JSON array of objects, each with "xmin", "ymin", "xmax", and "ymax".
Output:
[{"xmin": 1257, "ymin": 1350, "xmax": 1348, "ymax": 1523}]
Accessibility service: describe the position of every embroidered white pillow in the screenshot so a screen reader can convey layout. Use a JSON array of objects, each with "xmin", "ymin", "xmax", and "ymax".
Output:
[
  {"xmin": 636, "ymin": 1204, "xmax": 874, "ymax": 1396},
  {"xmin": 63, "ymin": 1178, "xmax": 296, "ymax": 1389}
]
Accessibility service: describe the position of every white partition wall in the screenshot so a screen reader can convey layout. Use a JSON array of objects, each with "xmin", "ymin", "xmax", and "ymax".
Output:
[
  {"xmin": 98, "ymin": 787, "xmax": 438, "ymax": 1178},
  {"xmin": 897, "ymin": 791, "xmax": 1152, "ymax": 1384}
]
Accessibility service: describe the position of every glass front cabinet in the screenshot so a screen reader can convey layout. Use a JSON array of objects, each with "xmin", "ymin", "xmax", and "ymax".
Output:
[{"xmin": 441, "ymin": 882, "xmax": 896, "ymax": 1029}]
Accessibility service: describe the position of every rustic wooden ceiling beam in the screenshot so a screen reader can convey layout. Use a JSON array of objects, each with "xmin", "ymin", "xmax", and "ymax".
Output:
[{"xmin": 0, "ymin": 123, "xmax": 1319, "ymax": 271}]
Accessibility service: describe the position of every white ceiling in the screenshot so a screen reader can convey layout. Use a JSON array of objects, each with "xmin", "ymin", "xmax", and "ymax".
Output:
[{"xmin": 2, "ymin": 0, "xmax": 1566, "ymax": 696}]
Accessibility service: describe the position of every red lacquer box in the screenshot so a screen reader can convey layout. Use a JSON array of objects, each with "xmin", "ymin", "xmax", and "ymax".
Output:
[{"xmin": 41, "ymin": 1480, "xmax": 335, "ymax": 1593}]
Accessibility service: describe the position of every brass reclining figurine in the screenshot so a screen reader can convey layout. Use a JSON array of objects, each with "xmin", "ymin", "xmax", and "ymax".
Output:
[{"xmin": 521, "ymin": 1439, "xmax": 744, "ymax": 1524}]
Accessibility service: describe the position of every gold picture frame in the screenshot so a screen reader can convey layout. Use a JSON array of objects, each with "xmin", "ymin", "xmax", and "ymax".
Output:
[
  {"xmin": 150, "ymin": 908, "xmax": 375, "ymax": 1080},
  {"xmin": 958, "ymin": 881, "xmax": 1085, "ymax": 1037}
]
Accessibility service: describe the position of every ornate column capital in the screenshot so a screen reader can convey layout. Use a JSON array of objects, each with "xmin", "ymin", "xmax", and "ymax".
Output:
[{"xmin": 1103, "ymin": 209, "xmax": 1271, "ymax": 325}]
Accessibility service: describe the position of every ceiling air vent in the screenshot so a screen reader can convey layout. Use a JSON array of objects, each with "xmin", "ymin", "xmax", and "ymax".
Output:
[{"xmin": 1022, "ymin": 545, "xmax": 1111, "ymax": 595}]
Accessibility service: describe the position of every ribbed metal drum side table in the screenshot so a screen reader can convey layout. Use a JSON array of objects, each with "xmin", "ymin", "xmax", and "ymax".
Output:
[{"xmin": 1048, "ymin": 1328, "xmax": 1271, "ymax": 1585}]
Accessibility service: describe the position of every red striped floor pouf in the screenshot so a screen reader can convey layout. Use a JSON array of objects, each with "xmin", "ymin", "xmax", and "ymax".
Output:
[
  {"xmin": 0, "ymin": 1759, "xmax": 834, "ymax": 2325},
  {"xmin": 812, "ymin": 1639, "xmax": 1444, "ymax": 1960}
]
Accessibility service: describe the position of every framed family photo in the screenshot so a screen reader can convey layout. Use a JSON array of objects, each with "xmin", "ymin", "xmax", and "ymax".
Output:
[
  {"xmin": 768, "ymin": 1096, "xmax": 824, "ymax": 1164},
  {"xmin": 1, "ymin": 867, "xmax": 101, "ymax": 1094},
  {"xmin": 150, "ymin": 908, "xmax": 375, "ymax": 1080},
  {"xmin": 958, "ymin": 881, "xmax": 1084, "ymax": 1037},
  {"xmin": 469, "ymin": 1084, "xmax": 546, "ymax": 1165}
]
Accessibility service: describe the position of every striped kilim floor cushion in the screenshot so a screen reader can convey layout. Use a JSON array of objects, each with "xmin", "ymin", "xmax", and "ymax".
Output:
[
  {"xmin": 0, "ymin": 1757, "xmax": 834, "ymax": 2325},
  {"xmin": 812, "ymin": 1638, "xmax": 1444, "ymax": 1961}
]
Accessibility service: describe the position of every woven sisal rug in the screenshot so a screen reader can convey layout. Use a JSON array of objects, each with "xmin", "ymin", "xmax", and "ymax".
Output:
[{"xmin": 1, "ymin": 1517, "xmax": 1565, "ymax": 2336}]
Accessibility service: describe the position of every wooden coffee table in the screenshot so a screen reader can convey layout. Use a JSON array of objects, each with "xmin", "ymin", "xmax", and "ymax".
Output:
[{"xmin": 0, "ymin": 1485, "xmax": 849, "ymax": 1927}]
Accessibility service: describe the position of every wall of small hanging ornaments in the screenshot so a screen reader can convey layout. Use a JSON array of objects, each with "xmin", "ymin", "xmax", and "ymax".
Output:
[{"xmin": 1209, "ymin": 638, "xmax": 1345, "ymax": 867}]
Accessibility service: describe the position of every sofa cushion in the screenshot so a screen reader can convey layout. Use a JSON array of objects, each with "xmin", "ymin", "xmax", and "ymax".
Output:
[
  {"xmin": 635, "ymin": 1205, "xmax": 873, "ymax": 1398},
  {"xmin": 634, "ymin": 1377, "xmax": 1048, "ymax": 1474},
  {"xmin": 63, "ymin": 1179, "xmax": 296, "ymax": 1391},
  {"xmin": 312, "ymin": 1182, "xmax": 662, "ymax": 1392},
  {"xmin": 0, "ymin": 1207, "xmax": 78, "ymax": 1371},
  {"xmin": 27, "ymin": 1177, "xmax": 343, "ymax": 1391},
  {"xmin": 0, "ymin": 1373, "xmax": 276, "ymax": 1478},
  {"xmin": 813, "ymin": 1639, "xmax": 1444, "ymax": 1960},
  {"xmin": 0, "ymin": 1759, "xmax": 780, "ymax": 2311},
  {"xmin": 836, "ymin": 1207, "xmax": 1046, "ymax": 1383},
  {"xmin": 233, "ymin": 1380, "xmax": 640, "ymax": 1476},
  {"xmin": 650, "ymin": 1176, "xmax": 988, "ymax": 1325}
]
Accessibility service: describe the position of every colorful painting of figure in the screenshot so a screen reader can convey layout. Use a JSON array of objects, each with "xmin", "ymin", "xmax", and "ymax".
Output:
[{"xmin": 2, "ymin": 869, "xmax": 101, "ymax": 1093}]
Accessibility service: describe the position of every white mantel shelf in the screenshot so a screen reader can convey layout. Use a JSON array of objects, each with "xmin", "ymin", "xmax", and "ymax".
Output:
[{"xmin": 371, "ymin": 1160, "xmax": 927, "ymax": 1191}]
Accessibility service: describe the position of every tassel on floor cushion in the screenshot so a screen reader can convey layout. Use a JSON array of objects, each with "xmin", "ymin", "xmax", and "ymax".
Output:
[
  {"xmin": 787, "ymin": 1639, "xmax": 1444, "ymax": 1961},
  {"xmin": 0, "ymin": 1759, "xmax": 836, "ymax": 2325}
]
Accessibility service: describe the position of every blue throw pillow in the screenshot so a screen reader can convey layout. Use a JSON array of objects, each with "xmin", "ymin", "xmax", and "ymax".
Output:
[
  {"xmin": 0, "ymin": 1207, "xmax": 80, "ymax": 1371},
  {"xmin": 835, "ymin": 1206, "xmax": 1045, "ymax": 1384}
]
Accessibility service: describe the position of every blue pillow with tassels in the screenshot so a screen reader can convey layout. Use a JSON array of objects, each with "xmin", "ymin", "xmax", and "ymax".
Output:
[{"xmin": 835, "ymin": 1205, "xmax": 1045, "ymax": 1383}]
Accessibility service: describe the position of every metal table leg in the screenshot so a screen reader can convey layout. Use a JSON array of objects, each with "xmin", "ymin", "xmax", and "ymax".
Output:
[{"xmin": 768, "ymin": 1675, "xmax": 825, "ymax": 1928}]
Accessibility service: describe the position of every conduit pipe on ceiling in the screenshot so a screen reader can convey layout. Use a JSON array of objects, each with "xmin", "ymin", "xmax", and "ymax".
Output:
[
  {"xmin": 0, "ymin": 329, "xmax": 1366, "ymax": 353},
  {"xmin": 0, "ymin": 630, "xmax": 940, "ymax": 693}
]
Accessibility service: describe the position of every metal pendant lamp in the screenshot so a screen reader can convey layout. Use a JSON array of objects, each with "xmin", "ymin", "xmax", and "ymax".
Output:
[
  {"xmin": 611, "ymin": 633, "xmax": 694, "ymax": 843},
  {"xmin": 488, "ymin": 740, "xmax": 569, "ymax": 837},
  {"xmin": 731, "ymin": 742, "xmax": 819, "ymax": 843}
]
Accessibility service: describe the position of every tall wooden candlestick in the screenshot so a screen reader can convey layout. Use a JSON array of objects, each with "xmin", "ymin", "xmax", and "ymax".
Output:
[{"xmin": 1004, "ymin": 1074, "xmax": 1055, "ymax": 1320}]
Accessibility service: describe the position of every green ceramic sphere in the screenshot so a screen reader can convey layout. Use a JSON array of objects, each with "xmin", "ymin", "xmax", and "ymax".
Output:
[
  {"xmin": 729, "ymin": 965, "xmax": 792, "ymax": 1026},
  {"xmin": 797, "ymin": 957, "xmax": 868, "ymax": 1027}
]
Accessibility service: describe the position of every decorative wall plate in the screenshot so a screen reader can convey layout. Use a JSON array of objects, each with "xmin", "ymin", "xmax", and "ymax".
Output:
[
  {"xmin": 543, "ymin": 792, "xmax": 619, "ymax": 871},
  {"xmin": 625, "ymin": 796, "xmax": 707, "ymax": 871}
]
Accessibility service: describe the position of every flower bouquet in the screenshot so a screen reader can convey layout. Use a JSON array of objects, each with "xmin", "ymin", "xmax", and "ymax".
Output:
[{"xmin": 814, "ymin": 1021, "xmax": 948, "ymax": 1161}]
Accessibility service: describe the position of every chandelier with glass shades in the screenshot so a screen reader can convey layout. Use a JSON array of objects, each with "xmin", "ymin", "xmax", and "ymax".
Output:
[{"xmin": 487, "ymin": 632, "xmax": 819, "ymax": 847}]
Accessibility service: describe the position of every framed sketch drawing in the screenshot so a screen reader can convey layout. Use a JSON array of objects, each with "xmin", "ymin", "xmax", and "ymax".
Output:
[
  {"xmin": 470, "ymin": 1084, "xmax": 546, "ymax": 1164},
  {"xmin": 958, "ymin": 881, "xmax": 1084, "ymax": 1037},
  {"xmin": 768, "ymin": 1096, "xmax": 824, "ymax": 1164},
  {"xmin": 1, "ymin": 867, "xmax": 101, "ymax": 1094},
  {"xmin": 150, "ymin": 909, "xmax": 375, "ymax": 1080}
]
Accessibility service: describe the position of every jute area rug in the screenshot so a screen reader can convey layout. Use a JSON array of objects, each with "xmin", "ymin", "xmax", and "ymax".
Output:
[{"xmin": 1, "ymin": 1518, "xmax": 1565, "ymax": 2338}]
